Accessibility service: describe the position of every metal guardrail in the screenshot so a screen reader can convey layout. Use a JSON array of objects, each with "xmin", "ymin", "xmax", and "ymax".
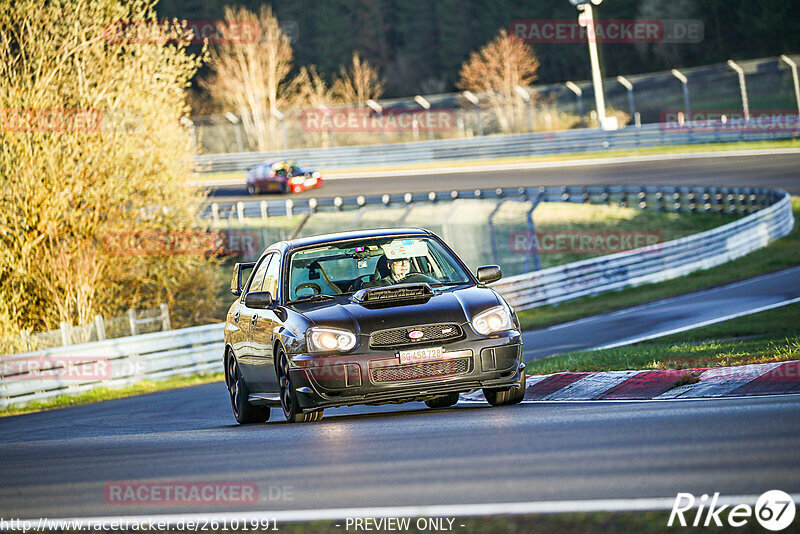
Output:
[
  {"xmin": 1, "ymin": 186, "xmax": 793, "ymax": 408},
  {"xmin": 194, "ymin": 123, "xmax": 799, "ymax": 174},
  {"xmin": 207, "ymin": 183, "xmax": 781, "ymax": 221},
  {"xmin": 0, "ymin": 324, "xmax": 223, "ymax": 409},
  {"xmin": 493, "ymin": 189, "xmax": 794, "ymax": 309}
]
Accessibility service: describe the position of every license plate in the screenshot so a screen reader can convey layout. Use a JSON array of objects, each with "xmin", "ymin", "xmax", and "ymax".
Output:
[{"xmin": 398, "ymin": 346, "xmax": 444, "ymax": 364}]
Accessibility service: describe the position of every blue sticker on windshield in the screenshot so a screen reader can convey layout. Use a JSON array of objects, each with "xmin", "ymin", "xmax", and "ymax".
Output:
[{"xmin": 402, "ymin": 239, "xmax": 414, "ymax": 245}]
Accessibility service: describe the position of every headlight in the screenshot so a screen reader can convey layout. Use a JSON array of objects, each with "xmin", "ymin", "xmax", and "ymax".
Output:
[
  {"xmin": 307, "ymin": 327, "xmax": 357, "ymax": 352},
  {"xmin": 471, "ymin": 305, "xmax": 513, "ymax": 335},
  {"xmin": 312, "ymin": 171, "xmax": 321, "ymax": 178}
]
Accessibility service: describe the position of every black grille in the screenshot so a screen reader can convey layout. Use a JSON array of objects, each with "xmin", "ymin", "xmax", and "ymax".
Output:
[
  {"xmin": 370, "ymin": 358, "xmax": 470, "ymax": 383},
  {"xmin": 369, "ymin": 323, "xmax": 463, "ymax": 348}
]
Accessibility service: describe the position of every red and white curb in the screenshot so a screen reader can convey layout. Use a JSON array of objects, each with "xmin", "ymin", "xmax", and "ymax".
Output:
[{"xmin": 461, "ymin": 360, "xmax": 800, "ymax": 402}]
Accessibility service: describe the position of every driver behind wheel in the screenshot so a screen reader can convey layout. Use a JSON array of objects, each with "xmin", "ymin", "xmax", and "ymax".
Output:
[{"xmin": 365, "ymin": 256, "xmax": 415, "ymax": 288}]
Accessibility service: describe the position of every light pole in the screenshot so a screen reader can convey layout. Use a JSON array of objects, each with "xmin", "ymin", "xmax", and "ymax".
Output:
[
  {"xmin": 179, "ymin": 116, "xmax": 196, "ymax": 151},
  {"xmin": 570, "ymin": 0, "xmax": 607, "ymax": 129},
  {"xmin": 671, "ymin": 68, "xmax": 691, "ymax": 124},
  {"xmin": 272, "ymin": 108, "xmax": 288, "ymax": 150},
  {"xmin": 565, "ymin": 81, "xmax": 585, "ymax": 128},
  {"xmin": 366, "ymin": 99, "xmax": 386, "ymax": 144},
  {"xmin": 727, "ymin": 60, "xmax": 750, "ymax": 122},
  {"xmin": 224, "ymin": 112, "xmax": 243, "ymax": 152},
  {"xmin": 616, "ymin": 75, "xmax": 637, "ymax": 126},
  {"xmin": 515, "ymin": 85, "xmax": 534, "ymax": 132},
  {"xmin": 414, "ymin": 95, "xmax": 433, "ymax": 139},
  {"xmin": 319, "ymin": 104, "xmax": 335, "ymax": 147},
  {"xmin": 781, "ymin": 55, "xmax": 800, "ymax": 119},
  {"xmin": 462, "ymin": 90, "xmax": 483, "ymax": 136}
]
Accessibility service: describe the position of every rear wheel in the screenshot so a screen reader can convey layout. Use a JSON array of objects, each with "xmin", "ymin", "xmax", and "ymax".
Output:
[
  {"xmin": 227, "ymin": 352, "xmax": 270, "ymax": 424},
  {"xmin": 424, "ymin": 392, "xmax": 460, "ymax": 409},
  {"xmin": 277, "ymin": 348, "xmax": 324, "ymax": 423},
  {"xmin": 483, "ymin": 367, "xmax": 526, "ymax": 407},
  {"xmin": 247, "ymin": 184, "xmax": 257, "ymax": 195}
]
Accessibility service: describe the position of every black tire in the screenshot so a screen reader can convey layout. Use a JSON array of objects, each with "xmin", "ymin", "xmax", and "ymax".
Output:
[
  {"xmin": 483, "ymin": 366, "xmax": 526, "ymax": 407},
  {"xmin": 226, "ymin": 352, "xmax": 270, "ymax": 424},
  {"xmin": 247, "ymin": 184, "xmax": 258, "ymax": 195},
  {"xmin": 277, "ymin": 348, "xmax": 324, "ymax": 423},
  {"xmin": 280, "ymin": 182, "xmax": 290, "ymax": 195},
  {"xmin": 425, "ymin": 392, "xmax": 460, "ymax": 409}
]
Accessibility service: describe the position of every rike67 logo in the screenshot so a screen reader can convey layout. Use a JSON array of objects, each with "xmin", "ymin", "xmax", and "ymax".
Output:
[{"xmin": 669, "ymin": 491, "xmax": 796, "ymax": 531}]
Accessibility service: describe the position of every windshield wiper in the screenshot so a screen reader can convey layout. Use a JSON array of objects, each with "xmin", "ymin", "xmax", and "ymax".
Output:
[
  {"xmin": 289, "ymin": 294, "xmax": 337, "ymax": 304},
  {"xmin": 431, "ymin": 281, "xmax": 468, "ymax": 287}
]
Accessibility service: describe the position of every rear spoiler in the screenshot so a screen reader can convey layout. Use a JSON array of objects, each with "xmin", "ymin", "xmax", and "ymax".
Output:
[{"xmin": 352, "ymin": 283, "xmax": 434, "ymax": 307}]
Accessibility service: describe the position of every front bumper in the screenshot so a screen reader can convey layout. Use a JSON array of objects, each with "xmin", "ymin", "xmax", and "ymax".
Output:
[{"xmin": 288, "ymin": 331, "xmax": 523, "ymax": 410}]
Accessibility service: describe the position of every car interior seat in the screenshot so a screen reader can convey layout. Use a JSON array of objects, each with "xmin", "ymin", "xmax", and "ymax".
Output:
[{"xmin": 290, "ymin": 260, "xmax": 342, "ymax": 299}]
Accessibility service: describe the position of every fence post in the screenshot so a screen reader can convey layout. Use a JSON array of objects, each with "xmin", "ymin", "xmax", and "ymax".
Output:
[
  {"xmin": 95, "ymin": 315, "xmax": 106, "ymax": 341},
  {"xmin": 60, "ymin": 321, "xmax": 72, "ymax": 346},
  {"xmin": 211, "ymin": 202, "xmax": 220, "ymax": 224},
  {"xmin": 128, "ymin": 308, "xmax": 138, "ymax": 336},
  {"xmin": 20, "ymin": 330, "xmax": 30, "ymax": 352},
  {"xmin": 160, "ymin": 303, "xmax": 171, "ymax": 331},
  {"xmin": 260, "ymin": 200, "xmax": 269, "ymax": 220}
]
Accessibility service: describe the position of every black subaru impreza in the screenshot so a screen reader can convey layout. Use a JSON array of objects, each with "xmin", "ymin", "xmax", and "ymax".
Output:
[{"xmin": 224, "ymin": 227, "xmax": 525, "ymax": 424}]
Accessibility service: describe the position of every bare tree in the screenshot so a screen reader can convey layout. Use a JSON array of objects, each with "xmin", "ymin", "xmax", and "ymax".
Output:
[
  {"xmin": 202, "ymin": 6, "xmax": 294, "ymax": 151},
  {"xmin": 457, "ymin": 29, "xmax": 540, "ymax": 133},
  {"xmin": 331, "ymin": 52, "xmax": 384, "ymax": 106}
]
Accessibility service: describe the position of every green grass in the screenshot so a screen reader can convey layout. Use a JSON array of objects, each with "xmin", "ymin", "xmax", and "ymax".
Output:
[
  {"xmin": 517, "ymin": 197, "xmax": 800, "ymax": 331},
  {"xmin": 195, "ymin": 138, "xmax": 800, "ymax": 182},
  {"xmin": 526, "ymin": 302, "xmax": 800, "ymax": 375},
  {"xmin": 111, "ymin": 511, "xmax": 767, "ymax": 534},
  {"xmin": 0, "ymin": 372, "xmax": 223, "ymax": 417}
]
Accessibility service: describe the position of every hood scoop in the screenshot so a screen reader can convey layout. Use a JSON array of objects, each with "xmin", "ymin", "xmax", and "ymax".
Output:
[{"xmin": 352, "ymin": 283, "xmax": 434, "ymax": 308}]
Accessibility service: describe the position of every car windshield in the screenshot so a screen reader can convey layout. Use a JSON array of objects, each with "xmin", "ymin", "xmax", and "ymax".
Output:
[{"xmin": 287, "ymin": 236, "xmax": 472, "ymax": 301}]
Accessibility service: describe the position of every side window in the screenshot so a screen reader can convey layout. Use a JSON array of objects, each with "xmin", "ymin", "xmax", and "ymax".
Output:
[
  {"xmin": 262, "ymin": 253, "xmax": 282, "ymax": 298},
  {"xmin": 245, "ymin": 254, "xmax": 273, "ymax": 295}
]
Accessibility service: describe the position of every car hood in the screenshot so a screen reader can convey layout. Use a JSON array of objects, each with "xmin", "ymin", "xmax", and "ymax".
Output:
[{"xmin": 290, "ymin": 285, "xmax": 501, "ymax": 334}]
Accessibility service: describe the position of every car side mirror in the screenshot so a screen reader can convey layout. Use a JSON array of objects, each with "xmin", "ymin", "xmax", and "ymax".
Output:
[
  {"xmin": 245, "ymin": 291, "xmax": 273, "ymax": 309},
  {"xmin": 230, "ymin": 262, "xmax": 256, "ymax": 296},
  {"xmin": 476, "ymin": 265, "xmax": 502, "ymax": 284}
]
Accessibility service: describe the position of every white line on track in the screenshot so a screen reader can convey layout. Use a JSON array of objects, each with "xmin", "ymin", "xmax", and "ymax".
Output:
[
  {"xmin": 191, "ymin": 147, "xmax": 800, "ymax": 185},
  {"xmin": 589, "ymin": 295, "xmax": 800, "ymax": 351},
  {"xmin": 48, "ymin": 493, "xmax": 800, "ymax": 526},
  {"xmin": 532, "ymin": 266, "xmax": 800, "ymax": 336}
]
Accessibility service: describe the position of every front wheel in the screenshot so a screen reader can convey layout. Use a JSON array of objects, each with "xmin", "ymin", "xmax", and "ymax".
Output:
[
  {"xmin": 483, "ymin": 367, "xmax": 526, "ymax": 406},
  {"xmin": 277, "ymin": 348, "xmax": 324, "ymax": 423},
  {"xmin": 227, "ymin": 352, "xmax": 270, "ymax": 424},
  {"xmin": 247, "ymin": 184, "xmax": 258, "ymax": 195}
]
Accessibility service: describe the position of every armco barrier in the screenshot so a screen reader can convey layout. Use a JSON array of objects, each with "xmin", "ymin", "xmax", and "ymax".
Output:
[
  {"xmin": 0, "ymin": 324, "xmax": 224, "ymax": 409},
  {"xmin": 0, "ymin": 187, "xmax": 793, "ymax": 408},
  {"xmin": 193, "ymin": 123, "xmax": 798, "ymax": 173},
  {"xmin": 493, "ymin": 189, "xmax": 793, "ymax": 309}
]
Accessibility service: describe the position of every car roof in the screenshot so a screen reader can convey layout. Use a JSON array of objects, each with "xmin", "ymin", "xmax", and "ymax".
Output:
[{"xmin": 274, "ymin": 227, "xmax": 433, "ymax": 251}]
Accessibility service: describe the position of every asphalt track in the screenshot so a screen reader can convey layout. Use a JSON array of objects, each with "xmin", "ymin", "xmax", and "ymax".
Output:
[
  {"xmin": 1, "ymin": 268, "xmax": 800, "ymax": 520},
  {"xmin": 207, "ymin": 151, "xmax": 800, "ymax": 202},
  {"xmin": 1, "ymin": 152, "xmax": 798, "ymax": 521}
]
